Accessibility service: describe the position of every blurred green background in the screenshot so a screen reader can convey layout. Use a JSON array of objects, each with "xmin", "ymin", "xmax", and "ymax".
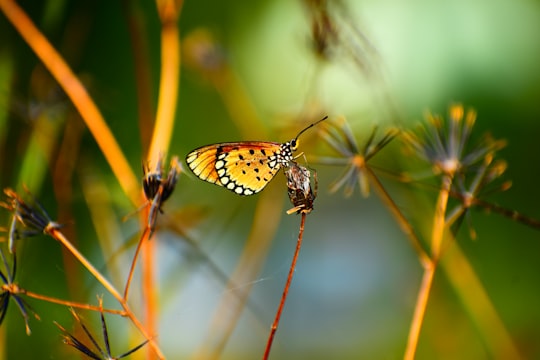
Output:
[{"xmin": 1, "ymin": 0, "xmax": 540, "ymax": 359}]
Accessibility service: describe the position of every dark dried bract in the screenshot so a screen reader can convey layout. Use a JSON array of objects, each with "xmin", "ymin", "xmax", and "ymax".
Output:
[
  {"xmin": 1, "ymin": 188, "xmax": 61, "ymax": 253},
  {"xmin": 55, "ymin": 305, "xmax": 148, "ymax": 360},
  {"xmin": 143, "ymin": 156, "xmax": 180, "ymax": 204},
  {"xmin": 0, "ymin": 249, "xmax": 39, "ymax": 335},
  {"xmin": 142, "ymin": 156, "xmax": 181, "ymax": 232}
]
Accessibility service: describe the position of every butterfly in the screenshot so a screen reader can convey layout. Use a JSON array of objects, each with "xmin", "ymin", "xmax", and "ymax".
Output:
[{"xmin": 186, "ymin": 116, "xmax": 328, "ymax": 196}]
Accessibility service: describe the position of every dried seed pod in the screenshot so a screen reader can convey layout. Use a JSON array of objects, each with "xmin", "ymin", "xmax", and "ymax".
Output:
[{"xmin": 284, "ymin": 161, "xmax": 317, "ymax": 215}]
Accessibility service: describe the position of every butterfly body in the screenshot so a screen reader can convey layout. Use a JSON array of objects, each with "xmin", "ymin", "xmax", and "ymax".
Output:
[{"xmin": 186, "ymin": 116, "xmax": 327, "ymax": 196}]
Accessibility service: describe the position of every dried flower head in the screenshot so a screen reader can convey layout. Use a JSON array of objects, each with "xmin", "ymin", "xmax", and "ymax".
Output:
[
  {"xmin": 285, "ymin": 161, "xmax": 318, "ymax": 215},
  {"xmin": 403, "ymin": 105, "xmax": 506, "ymax": 177},
  {"xmin": 55, "ymin": 302, "xmax": 147, "ymax": 360},
  {"xmin": 447, "ymin": 153, "xmax": 511, "ymax": 239},
  {"xmin": 142, "ymin": 156, "xmax": 181, "ymax": 231},
  {"xmin": 303, "ymin": 0, "xmax": 339, "ymax": 60},
  {"xmin": 302, "ymin": 0, "xmax": 380, "ymax": 74},
  {"xmin": 314, "ymin": 116, "xmax": 397, "ymax": 197},
  {"xmin": 403, "ymin": 105, "xmax": 522, "ymax": 238},
  {"xmin": 1, "ymin": 188, "xmax": 61, "ymax": 253}
]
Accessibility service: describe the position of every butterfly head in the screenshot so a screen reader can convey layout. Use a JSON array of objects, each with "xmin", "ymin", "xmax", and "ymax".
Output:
[
  {"xmin": 288, "ymin": 115, "xmax": 328, "ymax": 152},
  {"xmin": 289, "ymin": 138, "xmax": 299, "ymax": 151}
]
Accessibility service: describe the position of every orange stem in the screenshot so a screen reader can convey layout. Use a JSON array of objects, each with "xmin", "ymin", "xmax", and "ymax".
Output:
[
  {"xmin": 17, "ymin": 289, "xmax": 125, "ymax": 315},
  {"xmin": 123, "ymin": 225, "xmax": 151, "ymax": 301},
  {"xmin": 403, "ymin": 173, "xmax": 453, "ymax": 360},
  {"xmin": 147, "ymin": 0, "xmax": 182, "ymax": 163},
  {"xmin": 263, "ymin": 213, "xmax": 306, "ymax": 360},
  {"xmin": 403, "ymin": 262, "xmax": 436, "ymax": 360},
  {"xmin": 141, "ymin": 2, "xmax": 182, "ymax": 358},
  {"xmin": 49, "ymin": 228, "xmax": 165, "ymax": 359}
]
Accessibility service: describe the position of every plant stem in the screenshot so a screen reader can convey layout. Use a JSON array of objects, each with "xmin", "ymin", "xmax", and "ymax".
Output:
[
  {"xmin": 403, "ymin": 261, "xmax": 435, "ymax": 360},
  {"xmin": 263, "ymin": 212, "xmax": 306, "ymax": 360},
  {"xmin": 404, "ymin": 173, "xmax": 453, "ymax": 360},
  {"xmin": 18, "ymin": 289, "xmax": 126, "ymax": 315},
  {"xmin": 50, "ymin": 228, "xmax": 165, "ymax": 359},
  {"xmin": 124, "ymin": 225, "xmax": 151, "ymax": 301}
]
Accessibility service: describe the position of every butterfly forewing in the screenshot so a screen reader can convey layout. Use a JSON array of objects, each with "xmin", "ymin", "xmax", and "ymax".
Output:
[{"xmin": 186, "ymin": 141, "xmax": 289, "ymax": 195}]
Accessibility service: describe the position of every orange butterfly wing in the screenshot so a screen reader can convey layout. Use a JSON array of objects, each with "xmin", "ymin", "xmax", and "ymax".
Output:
[
  {"xmin": 186, "ymin": 141, "xmax": 287, "ymax": 195},
  {"xmin": 185, "ymin": 145, "xmax": 221, "ymax": 184}
]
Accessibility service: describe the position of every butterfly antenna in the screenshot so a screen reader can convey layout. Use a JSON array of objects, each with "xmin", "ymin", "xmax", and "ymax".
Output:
[{"xmin": 294, "ymin": 115, "xmax": 328, "ymax": 140}]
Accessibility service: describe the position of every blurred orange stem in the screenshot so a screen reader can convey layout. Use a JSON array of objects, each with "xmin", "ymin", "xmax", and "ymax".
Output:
[
  {"xmin": 0, "ymin": 0, "xmax": 139, "ymax": 206},
  {"xmin": 430, "ymin": 175, "xmax": 452, "ymax": 258},
  {"xmin": 140, "ymin": 1, "xmax": 183, "ymax": 359},
  {"xmin": 17, "ymin": 289, "xmax": 126, "ymax": 315},
  {"xmin": 403, "ymin": 262, "xmax": 435, "ymax": 360},
  {"xmin": 147, "ymin": 0, "xmax": 182, "ymax": 164},
  {"xmin": 441, "ymin": 238, "xmax": 522, "ymax": 359}
]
